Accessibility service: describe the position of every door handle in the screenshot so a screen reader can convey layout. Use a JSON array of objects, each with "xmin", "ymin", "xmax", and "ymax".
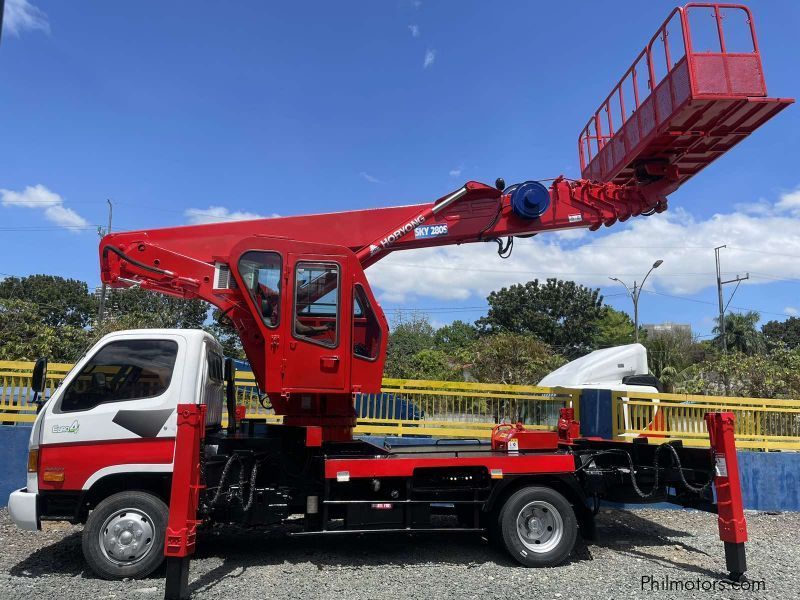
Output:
[{"xmin": 320, "ymin": 356, "xmax": 340, "ymax": 370}]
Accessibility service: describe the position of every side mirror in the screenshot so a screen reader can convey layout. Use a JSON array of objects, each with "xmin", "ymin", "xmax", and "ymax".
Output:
[
  {"xmin": 31, "ymin": 357, "xmax": 48, "ymax": 395},
  {"xmin": 224, "ymin": 358, "xmax": 236, "ymax": 384}
]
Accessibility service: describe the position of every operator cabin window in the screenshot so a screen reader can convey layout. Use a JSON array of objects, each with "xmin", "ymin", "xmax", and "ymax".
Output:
[
  {"xmin": 58, "ymin": 339, "xmax": 179, "ymax": 413},
  {"xmin": 353, "ymin": 284, "xmax": 380, "ymax": 360},
  {"xmin": 239, "ymin": 251, "xmax": 282, "ymax": 327},
  {"xmin": 294, "ymin": 262, "xmax": 339, "ymax": 348}
]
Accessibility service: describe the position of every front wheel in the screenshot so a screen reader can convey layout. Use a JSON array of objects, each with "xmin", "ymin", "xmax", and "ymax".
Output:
[
  {"xmin": 498, "ymin": 486, "xmax": 577, "ymax": 567},
  {"xmin": 82, "ymin": 490, "xmax": 168, "ymax": 580}
]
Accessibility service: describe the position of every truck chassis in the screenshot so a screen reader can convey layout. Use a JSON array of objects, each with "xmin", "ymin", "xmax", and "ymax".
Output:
[{"xmin": 160, "ymin": 406, "xmax": 747, "ymax": 599}]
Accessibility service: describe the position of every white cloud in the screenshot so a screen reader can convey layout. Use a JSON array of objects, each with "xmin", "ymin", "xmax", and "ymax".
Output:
[
  {"xmin": 366, "ymin": 192, "xmax": 800, "ymax": 304},
  {"xmin": 0, "ymin": 183, "xmax": 60, "ymax": 208},
  {"xmin": 423, "ymin": 49, "xmax": 436, "ymax": 69},
  {"xmin": 44, "ymin": 204, "xmax": 88, "ymax": 228},
  {"xmin": 785, "ymin": 307, "xmax": 799, "ymax": 316},
  {"xmin": 449, "ymin": 167, "xmax": 462, "ymax": 177},
  {"xmin": 360, "ymin": 171, "xmax": 383, "ymax": 184},
  {"xmin": 184, "ymin": 206, "xmax": 278, "ymax": 225},
  {"xmin": 408, "ymin": 24, "xmax": 420, "ymax": 38},
  {"xmin": 1, "ymin": 184, "xmax": 88, "ymax": 230},
  {"xmin": 2, "ymin": 0, "xmax": 50, "ymax": 36},
  {"xmin": 775, "ymin": 188, "xmax": 800, "ymax": 216}
]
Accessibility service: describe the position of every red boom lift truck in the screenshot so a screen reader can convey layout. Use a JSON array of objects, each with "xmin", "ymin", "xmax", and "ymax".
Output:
[{"xmin": 8, "ymin": 4, "xmax": 792, "ymax": 599}]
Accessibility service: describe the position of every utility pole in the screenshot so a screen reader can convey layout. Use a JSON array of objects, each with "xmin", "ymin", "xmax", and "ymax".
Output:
[
  {"xmin": 714, "ymin": 245, "xmax": 749, "ymax": 353},
  {"xmin": 97, "ymin": 199, "xmax": 113, "ymax": 324}
]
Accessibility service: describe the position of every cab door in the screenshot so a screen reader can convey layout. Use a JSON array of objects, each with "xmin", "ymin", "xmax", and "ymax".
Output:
[
  {"xmin": 283, "ymin": 251, "xmax": 350, "ymax": 391},
  {"xmin": 230, "ymin": 237, "xmax": 352, "ymax": 394}
]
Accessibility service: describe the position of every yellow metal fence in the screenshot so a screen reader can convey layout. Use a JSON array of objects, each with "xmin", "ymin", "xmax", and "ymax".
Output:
[
  {"xmin": 3, "ymin": 360, "xmax": 800, "ymax": 450},
  {"xmin": 214, "ymin": 370, "xmax": 580, "ymax": 438},
  {"xmin": 613, "ymin": 391, "xmax": 800, "ymax": 451},
  {"xmin": 0, "ymin": 361, "xmax": 579, "ymax": 438}
]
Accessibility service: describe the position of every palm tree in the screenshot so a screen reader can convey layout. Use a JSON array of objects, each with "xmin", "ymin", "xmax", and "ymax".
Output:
[{"xmin": 713, "ymin": 311, "xmax": 765, "ymax": 355}]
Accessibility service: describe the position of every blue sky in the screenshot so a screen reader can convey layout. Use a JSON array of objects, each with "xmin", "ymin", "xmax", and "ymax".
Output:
[{"xmin": 1, "ymin": 0, "xmax": 799, "ymax": 340}]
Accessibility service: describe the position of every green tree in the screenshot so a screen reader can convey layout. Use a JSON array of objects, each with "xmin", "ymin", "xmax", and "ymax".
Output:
[
  {"xmin": 434, "ymin": 320, "xmax": 479, "ymax": 351},
  {"xmin": 0, "ymin": 298, "xmax": 91, "ymax": 362},
  {"xmin": 762, "ymin": 316, "xmax": 800, "ymax": 349},
  {"xmin": 465, "ymin": 333, "xmax": 566, "ymax": 386},
  {"xmin": 403, "ymin": 348, "xmax": 462, "ymax": 381},
  {"xmin": 679, "ymin": 347, "xmax": 800, "ymax": 399},
  {"xmin": 477, "ymin": 278, "xmax": 603, "ymax": 357},
  {"xmin": 644, "ymin": 328, "xmax": 693, "ymax": 379},
  {"xmin": 0, "ymin": 274, "xmax": 96, "ymax": 328},
  {"xmin": 104, "ymin": 287, "xmax": 209, "ymax": 329},
  {"xmin": 90, "ymin": 288, "xmax": 210, "ymax": 346},
  {"xmin": 384, "ymin": 312, "xmax": 438, "ymax": 378},
  {"xmin": 593, "ymin": 306, "xmax": 635, "ymax": 348},
  {"xmin": 713, "ymin": 311, "xmax": 765, "ymax": 355}
]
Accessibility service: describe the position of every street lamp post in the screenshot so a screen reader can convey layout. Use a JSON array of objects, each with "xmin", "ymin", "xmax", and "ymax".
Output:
[{"xmin": 610, "ymin": 259, "xmax": 663, "ymax": 343}]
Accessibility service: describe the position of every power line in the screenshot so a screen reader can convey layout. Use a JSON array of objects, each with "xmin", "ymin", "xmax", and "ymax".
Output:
[
  {"xmin": 384, "ymin": 262, "xmax": 716, "ymax": 277},
  {"xmin": 640, "ymin": 289, "xmax": 794, "ymax": 318}
]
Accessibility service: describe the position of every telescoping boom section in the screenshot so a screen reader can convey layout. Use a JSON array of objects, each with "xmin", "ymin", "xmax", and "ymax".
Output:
[{"xmin": 92, "ymin": 4, "xmax": 791, "ymax": 599}]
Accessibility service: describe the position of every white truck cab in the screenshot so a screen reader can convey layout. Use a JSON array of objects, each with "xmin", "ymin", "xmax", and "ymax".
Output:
[
  {"xmin": 538, "ymin": 343, "xmax": 664, "ymax": 439},
  {"xmin": 8, "ymin": 329, "xmax": 225, "ymax": 579},
  {"xmin": 538, "ymin": 343, "xmax": 660, "ymax": 393}
]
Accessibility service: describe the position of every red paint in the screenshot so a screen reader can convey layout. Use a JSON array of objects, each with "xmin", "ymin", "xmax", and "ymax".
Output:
[
  {"xmin": 491, "ymin": 423, "xmax": 559, "ymax": 451},
  {"xmin": 706, "ymin": 412, "xmax": 748, "ymax": 544},
  {"xmin": 165, "ymin": 404, "xmax": 206, "ymax": 558},
  {"xmin": 38, "ymin": 438, "xmax": 175, "ymax": 491},
  {"xmin": 557, "ymin": 408, "xmax": 581, "ymax": 443},
  {"xmin": 305, "ymin": 426, "xmax": 322, "ymax": 447},
  {"xmin": 324, "ymin": 453, "xmax": 575, "ymax": 479},
  {"xmin": 578, "ymin": 3, "xmax": 792, "ymax": 188}
]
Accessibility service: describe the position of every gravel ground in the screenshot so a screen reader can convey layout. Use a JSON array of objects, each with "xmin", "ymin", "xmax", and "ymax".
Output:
[{"xmin": 0, "ymin": 508, "xmax": 795, "ymax": 600}]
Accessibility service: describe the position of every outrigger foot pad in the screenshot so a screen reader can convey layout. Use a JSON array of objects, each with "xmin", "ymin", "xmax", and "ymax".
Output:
[
  {"xmin": 724, "ymin": 542, "xmax": 747, "ymax": 583},
  {"xmin": 164, "ymin": 556, "xmax": 191, "ymax": 600}
]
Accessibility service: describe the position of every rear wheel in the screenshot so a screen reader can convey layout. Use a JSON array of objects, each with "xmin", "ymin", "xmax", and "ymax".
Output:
[
  {"xmin": 499, "ymin": 486, "xmax": 577, "ymax": 567},
  {"xmin": 82, "ymin": 490, "xmax": 168, "ymax": 580}
]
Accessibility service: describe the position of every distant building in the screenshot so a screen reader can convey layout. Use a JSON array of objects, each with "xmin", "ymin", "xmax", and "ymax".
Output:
[{"xmin": 642, "ymin": 322, "xmax": 692, "ymax": 337}]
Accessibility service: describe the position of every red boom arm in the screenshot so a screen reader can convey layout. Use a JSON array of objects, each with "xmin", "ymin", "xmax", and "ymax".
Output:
[{"xmin": 99, "ymin": 3, "xmax": 790, "ymax": 441}]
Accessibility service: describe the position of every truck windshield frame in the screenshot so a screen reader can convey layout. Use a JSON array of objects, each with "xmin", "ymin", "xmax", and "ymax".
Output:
[{"xmin": 55, "ymin": 339, "xmax": 179, "ymax": 413}]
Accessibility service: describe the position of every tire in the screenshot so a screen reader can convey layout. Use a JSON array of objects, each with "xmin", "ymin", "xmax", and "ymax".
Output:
[
  {"xmin": 498, "ymin": 486, "xmax": 577, "ymax": 567},
  {"xmin": 82, "ymin": 490, "xmax": 168, "ymax": 580}
]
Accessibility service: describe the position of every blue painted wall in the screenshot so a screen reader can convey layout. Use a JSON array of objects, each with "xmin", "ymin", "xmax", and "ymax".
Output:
[
  {"xmin": 0, "ymin": 426, "xmax": 31, "ymax": 506},
  {"xmin": 738, "ymin": 450, "xmax": 800, "ymax": 512}
]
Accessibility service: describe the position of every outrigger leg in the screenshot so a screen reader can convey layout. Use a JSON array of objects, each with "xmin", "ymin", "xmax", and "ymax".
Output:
[
  {"xmin": 164, "ymin": 405, "xmax": 206, "ymax": 600},
  {"xmin": 705, "ymin": 412, "xmax": 748, "ymax": 582}
]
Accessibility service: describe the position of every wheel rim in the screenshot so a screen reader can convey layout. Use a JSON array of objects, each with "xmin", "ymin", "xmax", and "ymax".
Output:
[
  {"xmin": 515, "ymin": 500, "xmax": 563, "ymax": 553},
  {"xmin": 98, "ymin": 508, "xmax": 156, "ymax": 566}
]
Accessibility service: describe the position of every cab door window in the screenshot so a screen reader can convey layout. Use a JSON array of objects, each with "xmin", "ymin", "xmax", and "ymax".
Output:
[
  {"xmin": 352, "ymin": 284, "xmax": 381, "ymax": 360},
  {"xmin": 239, "ymin": 251, "xmax": 282, "ymax": 327},
  {"xmin": 58, "ymin": 339, "xmax": 178, "ymax": 413},
  {"xmin": 293, "ymin": 262, "xmax": 339, "ymax": 347}
]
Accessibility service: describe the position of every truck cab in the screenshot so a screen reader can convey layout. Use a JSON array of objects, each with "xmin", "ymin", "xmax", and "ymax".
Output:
[{"xmin": 9, "ymin": 329, "xmax": 225, "ymax": 579}]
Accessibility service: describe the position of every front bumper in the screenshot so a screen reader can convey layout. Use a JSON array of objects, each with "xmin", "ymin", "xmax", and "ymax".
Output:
[{"xmin": 8, "ymin": 488, "xmax": 40, "ymax": 531}]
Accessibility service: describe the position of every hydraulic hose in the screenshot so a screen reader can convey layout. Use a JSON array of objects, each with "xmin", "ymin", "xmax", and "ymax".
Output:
[{"xmin": 578, "ymin": 444, "xmax": 713, "ymax": 499}]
